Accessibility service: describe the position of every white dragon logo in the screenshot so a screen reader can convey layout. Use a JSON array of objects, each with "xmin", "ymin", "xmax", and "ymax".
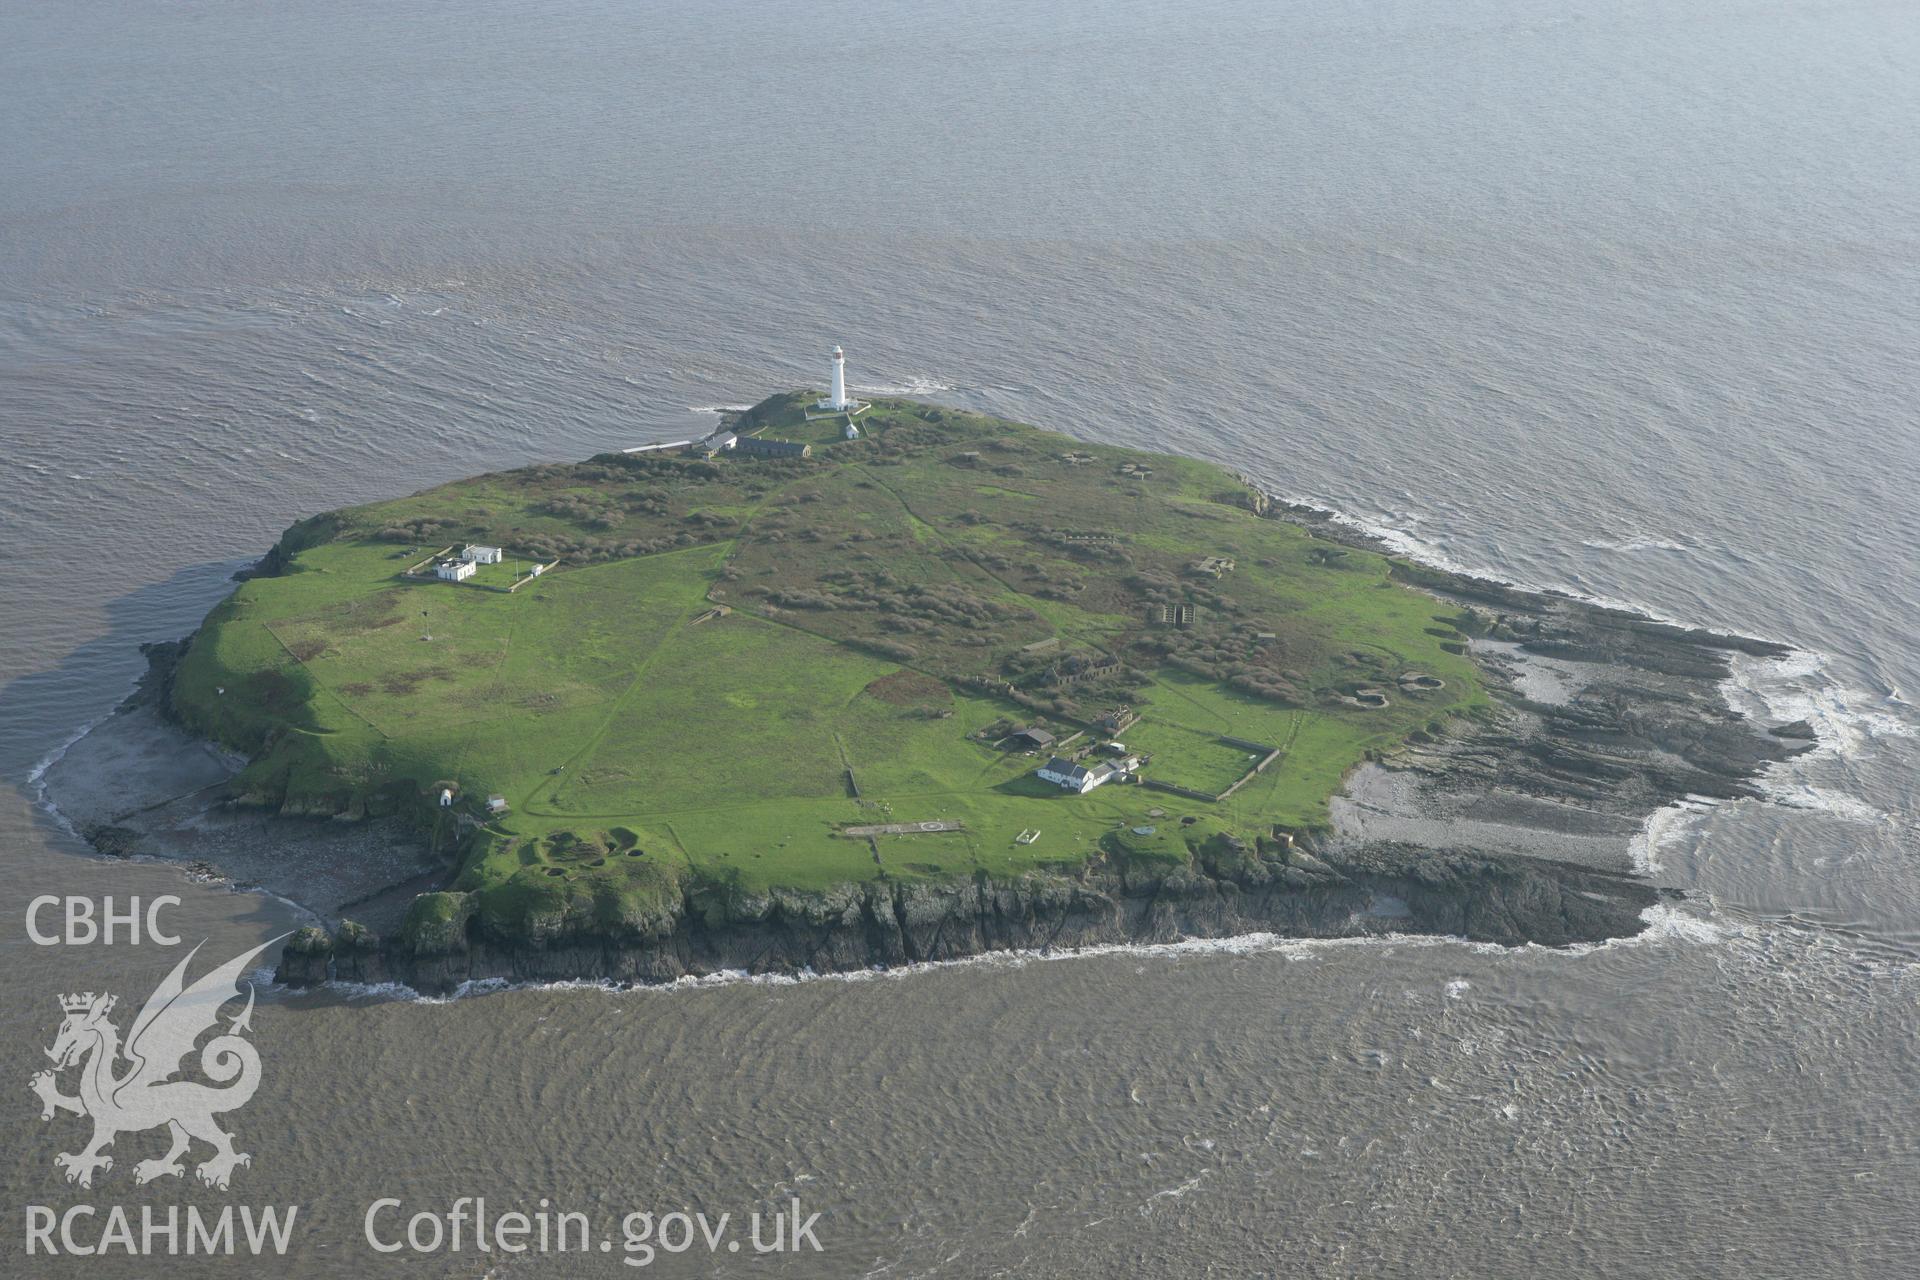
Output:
[{"xmin": 28, "ymin": 936, "xmax": 285, "ymax": 1190}]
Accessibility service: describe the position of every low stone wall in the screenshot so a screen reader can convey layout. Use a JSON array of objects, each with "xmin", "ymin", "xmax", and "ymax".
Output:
[
  {"xmin": 1142, "ymin": 778, "xmax": 1219, "ymax": 803},
  {"xmin": 1216, "ymin": 748, "xmax": 1282, "ymax": 800}
]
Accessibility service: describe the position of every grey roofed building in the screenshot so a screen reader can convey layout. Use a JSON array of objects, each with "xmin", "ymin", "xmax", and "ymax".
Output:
[
  {"xmin": 1035, "ymin": 755, "xmax": 1117, "ymax": 794},
  {"xmin": 690, "ymin": 431, "xmax": 738, "ymax": 459},
  {"xmin": 734, "ymin": 436, "xmax": 811, "ymax": 459},
  {"xmin": 1010, "ymin": 727, "xmax": 1056, "ymax": 749}
]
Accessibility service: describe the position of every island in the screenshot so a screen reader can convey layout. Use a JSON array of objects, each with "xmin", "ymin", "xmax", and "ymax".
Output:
[{"xmin": 43, "ymin": 391, "xmax": 1813, "ymax": 991}]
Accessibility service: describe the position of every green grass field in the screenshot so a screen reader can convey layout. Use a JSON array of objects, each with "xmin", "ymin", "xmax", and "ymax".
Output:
[
  {"xmin": 1120, "ymin": 719, "xmax": 1267, "ymax": 795},
  {"xmin": 170, "ymin": 391, "xmax": 1489, "ymax": 939}
]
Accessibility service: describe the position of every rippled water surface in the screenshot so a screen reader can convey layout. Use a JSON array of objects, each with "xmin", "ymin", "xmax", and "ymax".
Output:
[{"xmin": 2, "ymin": 1, "xmax": 1917, "ymax": 1275}]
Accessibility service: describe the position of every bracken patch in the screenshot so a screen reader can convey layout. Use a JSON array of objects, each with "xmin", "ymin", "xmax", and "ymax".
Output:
[{"xmin": 864, "ymin": 669, "xmax": 951, "ymax": 707}]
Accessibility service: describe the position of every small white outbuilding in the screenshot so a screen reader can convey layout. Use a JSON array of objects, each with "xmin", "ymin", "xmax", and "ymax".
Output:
[{"xmin": 463, "ymin": 544, "xmax": 504, "ymax": 564}]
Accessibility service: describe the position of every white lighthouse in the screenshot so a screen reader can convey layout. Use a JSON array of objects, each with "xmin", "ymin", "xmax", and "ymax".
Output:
[
  {"xmin": 810, "ymin": 339, "xmax": 871, "ymax": 420},
  {"xmin": 810, "ymin": 343, "xmax": 869, "ymax": 419},
  {"xmin": 828, "ymin": 345, "xmax": 849, "ymax": 411}
]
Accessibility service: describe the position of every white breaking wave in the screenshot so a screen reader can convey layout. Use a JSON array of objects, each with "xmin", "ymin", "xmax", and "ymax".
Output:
[
  {"xmin": 1723, "ymin": 648, "xmax": 1918, "ymax": 759},
  {"xmin": 1580, "ymin": 536, "xmax": 1693, "ymax": 553},
  {"xmin": 1537, "ymin": 902, "xmax": 1746, "ymax": 958},
  {"xmin": 293, "ymin": 900, "xmax": 1766, "ymax": 1006},
  {"xmin": 853, "ymin": 375, "xmax": 951, "ymax": 396},
  {"xmin": 1266, "ymin": 491, "xmax": 1707, "ymax": 627},
  {"xmin": 1627, "ymin": 902, "xmax": 1739, "ymax": 947},
  {"xmin": 1141, "ymin": 1172, "xmax": 1208, "ymax": 1209},
  {"xmin": 1714, "ymin": 647, "xmax": 1916, "ymax": 826},
  {"xmin": 1757, "ymin": 780, "xmax": 1894, "ymax": 826},
  {"xmin": 1626, "ymin": 802, "xmax": 1706, "ymax": 877},
  {"xmin": 24, "ymin": 709, "xmax": 120, "ymax": 839}
]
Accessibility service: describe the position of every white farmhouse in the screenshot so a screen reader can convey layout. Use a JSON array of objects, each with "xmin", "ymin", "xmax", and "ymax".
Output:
[
  {"xmin": 463, "ymin": 544, "xmax": 504, "ymax": 565},
  {"xmin": 435, "ymin": 559, "xmax": 476, "ymax": 582},
  {"xmin": 1036, "ymin": 755, "xmax": 1118, "ymax": 794}
]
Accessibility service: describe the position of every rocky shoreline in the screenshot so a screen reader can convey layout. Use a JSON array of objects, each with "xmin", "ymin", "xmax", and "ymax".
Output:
[
  {"xmin": 277, "ymin": 842, "xmax": 1661, "ymax": 990},
  {"xmin": 41, "ymin": 519, "xmax": 1811, "ymax": 996}
]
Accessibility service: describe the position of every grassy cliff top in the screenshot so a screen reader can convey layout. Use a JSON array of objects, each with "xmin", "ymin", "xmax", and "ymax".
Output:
[{"xmin": 171, "ymin": 392, "xmax": 1487, "ymax": 942}]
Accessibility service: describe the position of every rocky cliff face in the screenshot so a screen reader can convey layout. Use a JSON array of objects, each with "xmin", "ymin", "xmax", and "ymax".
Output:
[{"xmin": 276, "ymin": 839, "xmax": 1658, "ymax": 993}]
